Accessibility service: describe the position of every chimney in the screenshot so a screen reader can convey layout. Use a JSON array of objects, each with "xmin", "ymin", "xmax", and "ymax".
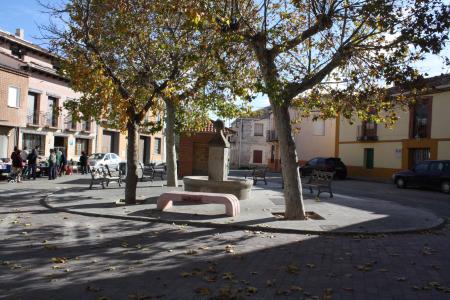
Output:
[{"xmin": 15, "ymin": 28, "xmax": 24, "ymax": 39}]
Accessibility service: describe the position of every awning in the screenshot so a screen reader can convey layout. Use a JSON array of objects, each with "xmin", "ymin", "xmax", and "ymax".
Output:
[
  {"xmin": 75, "ymin": 135, "xmax": 95, "ymax": 140},
  {"xmin": 54, "ymin": 132, "xmax": 71, "ymax": 137},
  {"xmin": 20, "ymin": 129, "xmax": 47, "ymax": 136}
]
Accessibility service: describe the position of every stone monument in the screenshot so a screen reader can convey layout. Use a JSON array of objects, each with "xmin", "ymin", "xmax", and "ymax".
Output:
[
  {"xmin": 183, "ymin": 119, "xmax": 253, "ymax": 200},
  {"xmin": 208, "ymin": 120, "xmax": 229, "ymax": 181}
]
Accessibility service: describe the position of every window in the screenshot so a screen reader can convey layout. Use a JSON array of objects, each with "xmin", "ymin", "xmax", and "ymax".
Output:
[
  {"xmin": 308, "ymin": 158, "xmax": 319, "ymax": 166},
  {"xmin": 411, "ymin": 98, "xmax": 431, "ymax": 138},
  {"xmin": 8, "ymin": 86, "xmax": 20, "ymax": 108},
  {"xmin": 75, "ymin": 138, "xmax": 89, "ymax": 155},
  {"xmin": 364, "ymin": 148, "xmax": 374, "ymax": 169},
  {"xmin": 154, "ymin": 138, "xmax": 161, "ymax": 154},
  {"xmin": 414, "ymin": 162, "xmax": 429, "ymax": 172},
  {"xmin": 22, "ymin": 133, "xmax": 45, "ymax": 155},
  {"xmin": 48, "ymin": 97, "xmax": 59, "ymax": 127},
  {"xmin": 313, "ymin": 120, "xmax": 325, "ymax": 136},
  {"xmin": 27, "ymin": 93, "xmax": 39, "ymax": 125},
  {"xmin": 254, "ymin": 123, "xmax": 264, "ymax": 136},
  {"xmin": 430, "ymin": 162, "xmax": 444, "ymax": 172},
  {"xmin": 253, "ymin": 150, "xmax": 263, "ymax": 164}
]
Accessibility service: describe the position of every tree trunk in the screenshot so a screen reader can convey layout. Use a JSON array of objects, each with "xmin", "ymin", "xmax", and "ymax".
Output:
[
  {"xmin": 124, "ymin": 119, "xmax": 139, "ymax": 204},
  {"xmin": 165, "ymin": 99, "xmax": 178, "ymax": 187},
  {"xmin": 270, "ymin": 100, "xmax": 306, "ymax": 220}
]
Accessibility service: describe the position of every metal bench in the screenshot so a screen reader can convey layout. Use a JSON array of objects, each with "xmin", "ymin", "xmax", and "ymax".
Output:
[
  {"xmin": 139, "ymin": 162, "xmax": 164, "ymax": 182},
  {"xmin": 104, "ymin": 165, "xmax": 123, "ymax": 187},
  {"xmin": 157, "ymin": 191, "xmax": 240, "ymax": 217},
  {"xmin": 245, "ymin": 167, "xmax": 268, "ymax": 185},
  {"xmin": 89, "ymin": 166, "xmax": 107, "ymax": 189},
  {"xmin": 303, "ymin": 170, "xmax": 334, "ymax": 198}
]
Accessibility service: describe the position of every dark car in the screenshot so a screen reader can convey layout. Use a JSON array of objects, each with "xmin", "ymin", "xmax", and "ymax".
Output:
[
  {"xmin": 300, "ymin": 157, "xmax": 347, "ymax": 179},
  {"xmin": 393, "ymin": 160, "xmax": 450, "ymax": 193}
]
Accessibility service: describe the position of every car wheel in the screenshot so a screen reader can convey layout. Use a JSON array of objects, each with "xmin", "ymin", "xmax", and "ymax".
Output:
[
  {"xmin": 396, "ymin": 177, "xmax": 407, "ymax": 189},
  {"xmin": 441, "ymin": 181, "xmax": 450, "ymax": 194}
]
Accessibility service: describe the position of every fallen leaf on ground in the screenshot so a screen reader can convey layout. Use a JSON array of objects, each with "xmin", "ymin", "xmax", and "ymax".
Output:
[
  {"xmin": 51, "ymin": 257, "xmax": 67, "ymax": 264},
  {"xmin": 194, "ymin": 287, "xmax": 210, "ymax": 296}
]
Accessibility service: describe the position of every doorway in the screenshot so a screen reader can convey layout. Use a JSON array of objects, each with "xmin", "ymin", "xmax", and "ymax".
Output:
[
  {"xmin": 54, "ymin": 136, "xmax": 68, "ymax": 156},
  {"xmin": 409, "ymin": 148, "xmax": 430, "ymax": 168},
  {"xmin": 139, "ymin": 136, "xmax": 150, "ymax": 164}
]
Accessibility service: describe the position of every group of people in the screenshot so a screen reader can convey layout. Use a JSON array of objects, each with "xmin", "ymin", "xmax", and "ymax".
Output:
[{"xmin": 10, "ymin": 146, "xmax": 68, "ymax": 182}]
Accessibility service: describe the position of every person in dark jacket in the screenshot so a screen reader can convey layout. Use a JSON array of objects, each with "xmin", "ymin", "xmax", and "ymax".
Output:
[
  {"xmin": 59, "ymin": 152, "xmax": 67, "ymax": 176},
  {"xmin": 27, "ymin": 146, "xmax": 39, "ymax": 180},
  {"xmin": 48, "ymin": 149, "xmax": 57, "ymax": 180},
  {"xmin": 11, "ymin": 146, "xmax": 23, "ymax": 183},
  {"xmin": 79, "ymin": 151, "xmax": 88, "ymax": 174}
]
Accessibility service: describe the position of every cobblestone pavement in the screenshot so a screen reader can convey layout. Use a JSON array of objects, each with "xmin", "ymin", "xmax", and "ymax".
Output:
[{"xmin": 1, "ymin": 177, "xmax": 450, "ymax": 300}]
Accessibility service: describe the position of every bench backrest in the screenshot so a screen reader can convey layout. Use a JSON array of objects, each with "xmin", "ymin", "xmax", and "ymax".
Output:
[
  {"xmin": 253, "ymin": 167, "xmax": 267, "ymax": 177},
  {"xmin": 308, "ymin": 170, "xmax": 334, "ymax": 184},
  {"xmin": 90, "ymin": 166, "xmax": 106, "ymax": 179},
  {"xmin": 105, "ymin": 164, "xmax": 121, "ymax": 178}
]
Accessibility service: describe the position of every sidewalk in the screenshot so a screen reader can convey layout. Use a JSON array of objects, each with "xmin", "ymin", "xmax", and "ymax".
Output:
[
  {"xmin": 41, "ymin": 175, "xmax": 444, "ymax": 234},
  {"xmin": 2, "ymin": 175, "xmax": 450, "ymax": 300}
]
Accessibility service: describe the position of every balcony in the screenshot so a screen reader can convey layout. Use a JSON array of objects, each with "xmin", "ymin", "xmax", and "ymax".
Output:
[
  {"xmin": 357, "ymin": 125, "xmax": 378, "ymax": 141},
  {"xmin": 42, "ymin": 113, "xmax": 60, "ymax": 128},
  {"xmin": 26, "ymin": 111, "xmax": 42, "ymax": 127},
  {"xmin": 26, "ymin": 111, "xmax": 61, "ymax": 128},
  {"xmin": 266, "ymin": 130, "xmax": 278, "ymax": 142},
  {"xmin": 64, "ymin": 117, "xmax": 79, "ymax": 131},
  {"xmin": 80, "ymin": 120, "xmax": 92, "ymax": 132}
]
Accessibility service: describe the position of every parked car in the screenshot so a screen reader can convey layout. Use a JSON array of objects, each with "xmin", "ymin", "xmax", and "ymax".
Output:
[
  {"xmin": 393, "ymin": 160, "xmax": 450, "ymax": 193},
  {"xmin": 300, "ymin": 157, "xmax": 347, "ymax": 179},
  {"xmin": 88, "ymin": 153, "xmax": 121, "ymax": 170}
]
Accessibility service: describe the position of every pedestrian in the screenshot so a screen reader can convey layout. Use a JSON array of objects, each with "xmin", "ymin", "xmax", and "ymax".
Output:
[
  {"xmin": 27, "ymin": 146, "xmax": 39, "ymax": 180},
  {"xmin": 60, "ymin": 152, "xmax": 67, "ymax": 176},
  {"xmin": 56, "ymin": 149, "xmax": 62, "ymax": 176},
  {"xmin": 11, "ymin": 146, "xmax": 24, "ymax": 183},
  {"xmin": 48, "ymin": 149, "xmax": 57, "ymax": 180},
  {"xmin": 20, "ymin": 146, "xmax": 29, "ymax": 178},
  {"xmin": 79, "ymin": 151, "xmax": 88, "ymax": 174}
]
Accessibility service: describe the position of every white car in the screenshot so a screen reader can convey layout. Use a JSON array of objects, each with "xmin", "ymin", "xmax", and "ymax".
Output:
[{"xmin": 88, "ymin": 153, "xmax": 121, "ymax": 170}]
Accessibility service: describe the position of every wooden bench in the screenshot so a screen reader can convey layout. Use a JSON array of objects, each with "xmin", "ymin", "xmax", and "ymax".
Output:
[
  {"xmin": 303, "ymin": 170, "xmax": 334, "ymax": 198},
  {"xmin": 157, "ymin": 191, "xmax": 240, "ymax": 217},
  {"xmin": 245, "ymin": 167, "xmax": 268, "ymax": 185},
  {"xmin": 104, "ymin": 165, "xmax": 123, "ymax": 187},
  {"xmin": 89, "ymin": 166, "xmax": 106, "ymax": 189}
]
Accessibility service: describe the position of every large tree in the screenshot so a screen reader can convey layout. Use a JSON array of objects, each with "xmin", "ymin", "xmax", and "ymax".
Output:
[
  {"xmin": 43, "ymin": 0, "xmax": 256, "ymax": 200},
  {"xmin": 201, "ymin": 0, "xmax": 449, "ymax": 219}
]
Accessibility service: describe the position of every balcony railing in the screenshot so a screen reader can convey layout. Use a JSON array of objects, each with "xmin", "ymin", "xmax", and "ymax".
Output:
[
  {"xmin": 26, "ymin": 111, "xmax": 42, "ymax": 126},
  {"xmin": 80, "ymin": 120, "xmax": 91, "ymax": 132},
  {"xmin": 357, "ymin": 125, "xmax": 378, "ymax": 141},
  {"xmin": 266, "ymin": 130, "xmax": 278, "ymax": 142},
  {"xmin": 64, "ymin": 118, "xmax": 79, "ymax": 131}
]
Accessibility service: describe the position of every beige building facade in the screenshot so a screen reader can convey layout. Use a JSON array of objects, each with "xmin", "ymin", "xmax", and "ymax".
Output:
[
  {"xmin": 0, "ymin": 28, "xmax": 165, "ymax": 163},
  {"xmin": 337, "ymin": 74, "xmax": 450, "ymax": 180}
]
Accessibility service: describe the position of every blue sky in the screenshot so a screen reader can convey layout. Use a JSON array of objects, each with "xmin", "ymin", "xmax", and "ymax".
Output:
[{"xmin": 1, "ymin": 0, "xmax": 449, "ymax": 112}]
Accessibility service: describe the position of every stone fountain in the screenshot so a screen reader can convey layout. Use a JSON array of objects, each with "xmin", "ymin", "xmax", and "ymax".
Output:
[{"xmin": 183, "ymin": 120, "xmax": 253, "ymax": 200}]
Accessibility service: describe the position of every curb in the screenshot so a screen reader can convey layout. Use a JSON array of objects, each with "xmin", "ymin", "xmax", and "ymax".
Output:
[{"xmin": 41, "ymin": 193, "xmax": 448, "ymax": 236}]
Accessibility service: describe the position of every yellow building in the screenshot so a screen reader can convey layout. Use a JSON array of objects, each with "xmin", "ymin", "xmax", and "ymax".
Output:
[{"xmin": 337, "ymin": 74, "xmax": 450, "ymax": 181}]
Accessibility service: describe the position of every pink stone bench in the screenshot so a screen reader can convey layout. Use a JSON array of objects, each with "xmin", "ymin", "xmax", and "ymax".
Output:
[{"xmin": 157, "ymin": 191, "xmax": 240, "ymax": 217}]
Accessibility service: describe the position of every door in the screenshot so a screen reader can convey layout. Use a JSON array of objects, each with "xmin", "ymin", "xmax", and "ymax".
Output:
[
  {"xmin": 410, "ymin": 161, "xmax": 430, "ymax": 186},
  {"xmin": 102, "ymin": 131, "xmax": 113, "ymax": 153},
  {"xmin": 0, "ymin": 135, "xmax": 8, "ymax": 159},
  {"xmin": 192, "ymin": 143, "xmax": 209, "ymax": 175},
  {"xmin": 253, "ymin": 150, "xmax": 263, "ymax": 164},
  {"xmin": 428, "ymin": 161, "xmax": 445, "ymax": 188},
  {"xmin": 409, "ymin": 148, "xmax": 430, "ymax": 169},
  {"xmin": 139, "ymin": 138, "xmax": 145, "ymax": 163},
  {"xmin": 54, "ymin": 136, "xmax": 67, "ymax": 156}
]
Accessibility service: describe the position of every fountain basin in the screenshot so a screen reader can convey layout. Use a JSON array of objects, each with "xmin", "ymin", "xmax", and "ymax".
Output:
[{"xmin": 183, "ymin": 176, "xmax": 253, "ymax": 200}]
